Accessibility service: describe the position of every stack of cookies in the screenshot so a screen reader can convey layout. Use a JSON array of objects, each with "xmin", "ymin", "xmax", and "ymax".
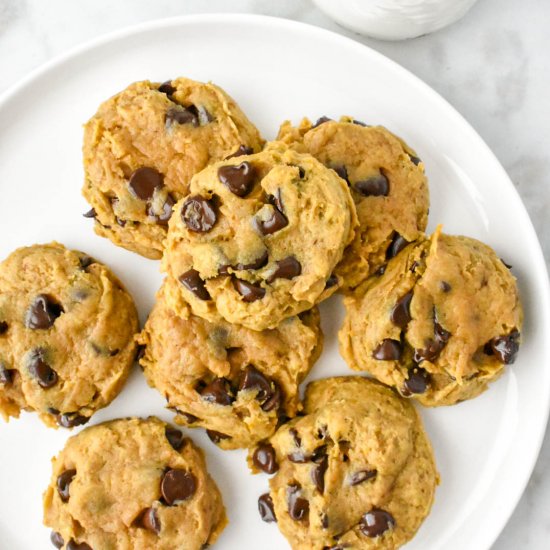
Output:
[{"xmin": 0, "ymin": 76, "xmax": 523, "ymax": 550}]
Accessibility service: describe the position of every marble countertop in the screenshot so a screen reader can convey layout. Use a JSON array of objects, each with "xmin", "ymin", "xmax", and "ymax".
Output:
[{"xmin": 1, "ymin": 0, "xmax": 548, "ymax": 548}]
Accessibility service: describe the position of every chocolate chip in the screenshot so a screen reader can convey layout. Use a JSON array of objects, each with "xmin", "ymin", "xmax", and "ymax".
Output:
[
  {"xmin": 57, "ymin": 469, "xmax": 76, "ymax": 502},
  {"xmin": 288, "ymin": 451, "xmax": 311, "ymax": 463},
  {"xmin": 179, "ymin": 411, "xmax": 199, "ymax": 423},
  {"xmin": 402, "ymin": 367, "xmax": 431, "ymax": 395},
  {"xmin": 372, "ymin": 339, "xmax": 402, "ymax": 361},
  {"xmin": 0, "ymin": 363, "xmax": 14, "ymax": 386},
  {"xmin": 165, "ymin": 427, "xmax": 186, "ymax": 451},
  {"xmin": 266, "ymin": 257, "xmax": 301, "ymax": 284},
  {"xmin": 313, "ymin": 116, "xmax": 332, "ymax": 128},
  {"xmin": 181, "ymin": 195, "xmax": 218, "ymax": 232},
  {"xmin": 325, "ymin": 274, "xmax": 338, "ymax": 289},
  {"xmin": 414, "ymin": 317, "xmax": 451, "ymax": 363},
  {"xmin": 487, "ymin": 330, "xmax": 520, "ymax": 364},
  {"xmin": 239, "ymin": 365, "xmax": 272, "ymax": 401},
  {"xmin": 311, "ymin": 455, "xmax": 329, "ymax": 493},
  {"xmin": 332, "ymin": 165, "xmax": 349, "ymax": 183},
  {"xmin": 254, "ymin": 207, "xmax": 288, "ymax": 235},
  {"xmin": 0, "ymin": 321, "xmax": 6, "ymax": 335},
  {"xmin": 252, "ymin": 443, "xmax": 279, "ymax": 474},
  {"xmin": 165, "ymin": 106, "xmax": 198, "ymax": 127},
  {"xmin": 232, "ymin": 278, "xmax": 265, "ymax": 302},
  {"xmin": 199, "ymin": 378, "xmax": 233, "ymax": 406},
  {"xmin": 258, "ymin": 493, "xmax": 277, "ymax": 522},
  {"xmin": 408, "ymin": 154, "xmax": 422, "ymax": 166},
  {"xmin": 25, "ymin": 294, "xmax": 64, "ymax": 329},
  {"xmin": 225, "ymin": 145, "xmax": 254, "ymax": 160},
  {"xmin": 206, "ymin": 430, "xmax": 231, "ymax": 443},
  {"xmin": 390, "ymin": 291, "xmax": 413, "ymax": 328},
  {"xmin": 128, "ymin": 167, "xmax": 164, "ymax": 201},
  {"xmin": 354, "ymin": 172, "xmax": 389, "ymax": 197},
  {"xmin": 50, "ymin": 531, "xmax": 64, "ymax": 548},
  {"xmin": 440, "ymin": 281, "xmax": 452, "ymax": 292},
  {"xmin": 501, "ymin": 258, "xmax": 513, "ymax": 269},
  {"xmin": 197, "ymin": 106, "xmax": 213, "ymax": 125},
  {"xmin": 136, "ymin": 507, "xmax": 161, "ymax": 533},
  {"xmin": 28, "ymin": 349, "xmax": 58, "ymax": 389},
  {"xmin": 374, "ymin": 265, "xmax": 387, "ymax": 277},
  {"xmin": 360, "ymin": 509, "xmax": 395, "ymax": 538},
  {"xmin": 82, "ymin": 208, "xmax": 96, "ymax": 218},
  {"xmin": 218, "ymin": 162, "xmax": 257, "ymax": 197},
  {"xmin": 261, "ymin": 384, "xmax": 282, "ymax": 412},
  {"xmin": 386, "ymin": 232, "xmax": 410, "ymax": 260},
  {"xmin": 79, "ymin": 255, "xmax": 95, "ymax": 270},
  {"xmin": 296, "ymin": 166, "xmax": 306, "ymax": 179},
  {"xmin": 289, "ymin": 428, "xmax": 301, "ymax": 447},
  {"xmin": 353, "ymin": 119, "xmax": 368, "ymax": 126},
  {"xmin": 161, "ymin": 468, "xmax": 197, "ymax": 505},
  {"xmin": 287, "ymin": 484, "xmax": 309, "ymax": 521},
  {"xmin": 67, "ymin": 541, "xmax": 92, "ymax": 550},
  {"xmin": 321, "ymin": 514, "xmax": 329, "ymax": 529},
  {"xmin": 147, "ymin": 194, "xmax": 174, "ymax": 225},
  {"xmin": 179, "ymin": 269, "xmax": 211, "ymax": 300},
  {"xmin": 136, "ymin": 345, "xmax": 146, "ymax": 361},
  {"xmin": 350, "ymin": 469, "xmax": 377, "ymax": 486},
  {"xmin": 232, "ymin": 250, "xmax": 269, "ymax": 271},
  {"xmin": 158, "ymin": 81, "xmax": 176, "ymax": 96},
  {"xmin": 115, "ymin": 216, "xmax": 126, "ymax": 227},
  {"xmin": 267, "ymin": 189, "xmax": 284, "ymax": 212},
  {"xmin": 57, "ymin": 413, "xmax": 89, "ymax": 428}
]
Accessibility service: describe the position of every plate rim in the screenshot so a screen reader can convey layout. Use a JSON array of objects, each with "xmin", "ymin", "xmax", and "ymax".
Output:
[{"xmin": 0, "ymin": 13, "xmax": 549, "ymax": 549}]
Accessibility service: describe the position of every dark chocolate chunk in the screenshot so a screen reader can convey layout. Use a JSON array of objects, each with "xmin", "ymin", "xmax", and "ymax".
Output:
[
  {"xmin": 331, "ymin": 165, "xmax": 349, "ymax": 183},
  {"xmin": 413, "ymin": 318, "xmax": 451, "ymax": 363},
  {"xmin": 311, "ymin": 455, "xmax": 329, "ymax": 493},
  {"xmin": 402, "ymin": 367, "xmax": 431, "ymax": 395},
  {"xmin": 266, "ymin": 257, "xmax": 301, "ymax": 283},
  {"xmin": 254, "ymin": 207, "xmax": 288, "ymax": 235},
  {"xmin": 179, "ymin": 269, "xmax": 211, "ymax": 300},
  {"xmin": 239, "ymin": 365, "xmax": 272, "ymax": 401},
  {"xmin": 261, "ymin": 383, "xmax": 282, "ymax": 412},
  {"xmin": 487, "ymin": 330, "xmax": 520, "ymax": 364},
  {"xmin": 232, "ymin": 278, "xmax": 265, "ymax": 302},
  {"xmin": 180, "ymin": 411, "xmax": 199, "ymax": 424},
  {"xmin": 386, "ymin": 232, "xmax": 410, "ymax": 260},
  {"xmin": 147, "ymin": 193, "xmax": 174, "ymax": 225},
  {"xmin": 82, "ymin": 208, "xmax": 96, "ymax": 219},
  {"xmin": 440, "ymin": 281, "xmax": 451, "ymax": 292},
  {"xmin": 66, "ymin": 541, "xmax": 92, "ymax": 550},
  {"xmin": 267, "ymin": 189, "xmax": 284, "ymax": 212},
  {"xmin": 408, "ymin": 154, "xmax": 422, "ymax": 166},
  {"xmin": 25, "ymin": 294, "xmax": 64, "ymax": 329},
  {"xmin": 199, "ymin": 378, "xmax": 233, "ymax": 406},
  {"xmin": 57, "ymin": 469, "xmax": 76, "ymax": 502},
  {"xmin": 128, "ymin": 167, "xmax": 164, "ymax": 200},
  {"xmin": 136, "ymin": 507, "xmax": 161, "ymax": 533},
  {"xmin": 287, "ymin": 484, "xmax": 309, "ymax": 521},
  {"xmin": 165, "ymin": 427, "xmax": 186, "ymax": 451},
  {"xmin": 258, "ymin": 493, "xmax": 277, "ymax": 523},
  {"xmin": 352, "ymin": 119, "xmax": 368, "ymax": 126},
  {"xmin": 354, "ymin": 172, "xmax": 389, "ymax": 197},
  {"xmin": 158, "ymin": 81, "xmax": 176, "ymax": 96},
  {"xmin": 289, "ymin": 428, "xmax": 301, "ymax": 447},
  {"xmin": 390, "ymin": 291, "xmax": 413, "ymax": 328},
  {"xmin": 165, "ymin": 106, "xmax": 198, "ymax": 127},
  {"xmin": 57, "ymin": 413, "xmax": 89, "ymax": 428},
  {"xmin": 218, "ymin": 162, "xmax": 257, "ymax": 197},
  {"xmin": 161, "ymin": 469, "xmax": 197, "ymax": 505},
  {"xmin": 28, "ymin": 349, "xmax": 58, "ymax": 389},
  {"xmin": 360, "ymin": 509, "xmax": 395, "ymax": 538},
  {"xmin": 350, "ymin": 469, "xmax": 377, "ymax": 486},
  {"xmin": 372, "ymin": 339, "xmax": 402, "ymax": 361},
  {"xmin": 50, "ymin": 531, "xmax": 64, "ymax": 548},
  {"xmin": 225, "ymin": 145, "xmax": 254, "ymax": 160},
  {"xmin": 313, "ymin": 116, "xmax": 332, "ymax": 128},
  {"xmin": 232, "ymin": 250, "xmax": 269, "ymax": 271},
  {"xmin": 181, "ymin": 195, "xmax": 218, "ymax": 233},
  {"xmin": 252, "ymin": 443, "xmax": 279, "ymax": 474},
  {"xmin": 206, "ymin": 429, "xmax": 231, "ymax": 444}
]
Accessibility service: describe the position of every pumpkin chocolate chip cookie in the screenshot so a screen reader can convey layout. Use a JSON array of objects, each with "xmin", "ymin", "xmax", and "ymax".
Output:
[
  {"xmin": 43, "ymin": 417, "xmax": 227, "ymax": 550},
  {"xmin": 339, "ymin": 228, "xmax": 523, "ymax": 406},
  {"xmin": 82, "ymin": 77, "xmax": 264, "ymax": 259},
  {"xmin": 162, "ymin": 142, "xmax": 358, "ymax": 331},
  {"xmin": 0, "ymin": 243, "xmax": 138, "ymax": 428},
  {"xmin": 278, "ymin": 116, "xmax": 429, "ymax": 291}
]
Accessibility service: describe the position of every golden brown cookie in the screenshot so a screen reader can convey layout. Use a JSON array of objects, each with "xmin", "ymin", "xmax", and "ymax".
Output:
[
  {"xmin": 82, "ymin": 77, "xmax": 264, "ymax": 259},
  {"xmin": 278, "ymin": 116, "xmax": 429, "ymax": 291},
  {"xmin": 0, "ymin": 243, "xmax": 138, "ymax": 428},
  {"xmin": 251, "ymin": 377, "xmax": 438, "ymax": 549},
  {"xmin": 137, "ymin": 280, "xmax": 322, "ymax": 449},
  {"xmin": 339, "ymin": 228, "xmax": 523, "ymax": 406},
  {"xmin": 43, "ymin": 417, "xmax": 227, "ymax": 550},
  {"xmin": 162, "ymin": 142, "xmax": 357, "ymax": 331}
]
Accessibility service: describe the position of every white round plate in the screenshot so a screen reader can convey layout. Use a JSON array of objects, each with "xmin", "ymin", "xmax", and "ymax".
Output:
[{"xmin": 0, "ymin": 14, "xmax": 548, "ymax": 550}]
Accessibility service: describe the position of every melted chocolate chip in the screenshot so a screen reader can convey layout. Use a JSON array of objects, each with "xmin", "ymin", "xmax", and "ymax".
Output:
[
  {"xmin": 332, "ymin": 165, "xmax": 349, "ymax": 183},
  {"xmin": 287, "ymin": 484, "xmax": 309, "ymax": 521},
  {"xmin": 360, "ymin": 509, "xmax": 395, "ymax": 538},
  {"xmin": 67, "ymin": 541, "xmax": 92, "ymax": 550},
  {"xmin": 232, "ymin": 250, "xmax": 269, "ymax": 271},
  {"xmin": 254, "ymin": 207, "xmax": 288, "ymax": 235},
  {"xmin": 158, "ymin": 81, "xmax": 176, "ymax": 96},
  {"xmin": 28, "ymin": 349, "xmax": 58, "ymax": 388},
  {"xmin": 218, "ymin": 162, "xmax": 257, "ymax": 197},
  {"xmin": 325, "ymin": 274, "xmax": 338, "ymax": 289},
  {"xmin": 440, "ymin": 281, "xmax": 452, "ymax": 292},
  {"xmin": 232, "ymin": 278, "xmax": 266, "ymax": 302},
  {"xmin": 199, "ymin": 378, "xmax": 233, "ymax": 406},
  {"xmin": 57, "ymin": 413, "xmax": 89, "ymax": 428},
  {"xmin": 161, "ymin": 469, "xmax": 197, "ymax": 505},
  {"xmin": 57, "ymin": 469, "xmax": 76, "ymax": 502},
  {"xmin": 252, "ymin": 443, "xmax": 279, "ymax": 474},
  {"xmin": 136, "ymin": 507, "xmax": 161, "ymax": 534},
  {"xmin": 165, "ymin": 106, "xmax": 198, "ymax": 127},
  {"xmin": 165, "ymin": 427, "xmax": 186, "ymax": 451},
  {"xmin": 313, "ymin": 116, "xmax": 332, "ymax": 128},
  {"xmin": 408, "ymin": 154, "xmax": 422, "ymax": 166},
  {"xmin": 386, "ymin": 233, "xmax": 410, "ymax": 260},
  {"xmin": 82, "ymin": 208, "xmax": 96, "ymax": 219},
  {"xmin": 350, "ymin": 469, "xmax": 377, "ymax": 486},
  {"xmin": 402, "ymin": 367, "xmax": 431, "ymax": 395},
  {"xmin": 414, "ymin": 318, "xmax": 451, "ymax": 363},
  {"xmin": 354, "ymin": 172, "xmax": 389, "ymax": 197},
  {"xmin": 372, "ymin": 339, "xmax": 402, "ymax": 361},
  {"xmin": 128, "ymin": 167, "xmax": 164, "ymax": 200},
  {"xmin": 487, "ymin": 330, "xmax": 520, "ymax": 364},
  {"xmin": 179, "ymin": 269, "xmax": 211, "ymax": 300},
  {"xmin": 181, "ymin": 195, "xmax": 218, "ymax": 232},
  {"xmin": 206, "ymin": 429, "xmax": 231, "ymax": 444},
  {"xmin": 50, "ymin": 531, "xmax": 64, "ymax": 548},
  {"xmin": 225, "ymin": 145, "xmax": 254, "ymax": 160},
  {"xmin": 311, "ymin": 455, "xmax": 329, "ymax": 493},
  {"xmin": 25, "ymin": 295, "xmax": 64, "ymax": 329},
  {"xmin": 390, "ymin": 291, "xmax": 413, "ymax": 328},
  {"xmin": 266, "ymin": 257, "xmax": 301, "ymax": 284},
  {"xmin": 147, "ymin": 194, "xmax": 174, "ymax": 225},
  {"xmin": 258, "ymin": 493, "xmax": 277, "ymax": 522}
]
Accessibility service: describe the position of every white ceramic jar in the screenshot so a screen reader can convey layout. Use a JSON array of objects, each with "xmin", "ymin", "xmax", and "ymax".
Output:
[{"xmin": 312, "ymin": 0, "xmax": 480, "ymax": 40}]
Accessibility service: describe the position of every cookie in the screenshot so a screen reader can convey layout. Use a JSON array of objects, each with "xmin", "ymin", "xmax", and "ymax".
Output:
[
  {"xmin": 0, "ymin": 243, "xmax": 138, "ymax": 428},
  {"xmin": 43, "ymin": 417, "xmax": 227, "ymax": 550},
  {"xmin": 82, "ymin": 77, "xmax": 264, "ymax": 259},
  {"xmin": 278, "ymin": 116, "xmax": 429, "ymax": 291},
  {"xmin": 162, "ymin": 142, "xmax": 357, "ymax": 331},
  {"xmin": 339, "ymin": 228, "xmax": 523, "ymax": 406},
  {"xmin": 252, "ymin": 377, "xmax": 438, "ymax": 549},
  {"xmin": 137, "ymin": 280, "xmax": 322, "ymax": 449}
]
